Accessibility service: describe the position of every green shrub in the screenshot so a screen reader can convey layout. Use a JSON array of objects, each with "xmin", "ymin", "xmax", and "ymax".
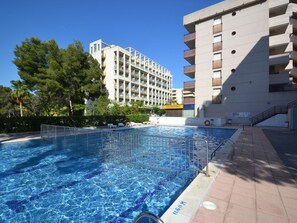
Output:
[
  {"xmin": 126, "ymin": 114, "xmax": 149, "ymax": 123},
  {"xmin": 0, "ymin": 115, "xmax": 128, "ymax": 133}
]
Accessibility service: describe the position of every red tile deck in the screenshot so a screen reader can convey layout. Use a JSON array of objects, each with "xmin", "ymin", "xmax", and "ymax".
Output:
[{"xmin": 191, "ymin": 127, "xmax": 297, "ymax": 223}]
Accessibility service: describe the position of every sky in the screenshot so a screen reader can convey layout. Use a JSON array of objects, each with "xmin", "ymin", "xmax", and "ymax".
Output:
[{"xmin": 0, "ymin": 0, "xmax": 222, "ymax": 89}]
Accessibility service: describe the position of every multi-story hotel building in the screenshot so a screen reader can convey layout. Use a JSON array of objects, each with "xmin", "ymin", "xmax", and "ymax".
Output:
[
  {"xmin": 184, "ymin": 0, "xmax": 297, "ymax": 124},
  {"xmin": 89, "ymin": 39, "xmax": 172, "ymax": 106},
  {"xmin": 171, "ymin": 88, "xmax": 183, "ymax": 104}
]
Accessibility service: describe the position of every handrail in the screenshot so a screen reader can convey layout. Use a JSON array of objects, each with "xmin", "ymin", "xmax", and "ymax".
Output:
[
  {"xmin": 250, "ymin": 99, "xmax": 297, "ymax": 126},
  {"xmin": 133, "ymin": 211, "xmax": 164, "ymax": 223},
  {"xmin": 210, "ymin": 139, "xmax": 234, "ymax": 160}
]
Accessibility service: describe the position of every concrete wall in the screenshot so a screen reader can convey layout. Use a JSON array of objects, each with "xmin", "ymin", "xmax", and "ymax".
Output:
[
  {"xmin": 194, "ymin": 1, "xmax": 270, "ymax": 124},
  {"xmin": 149, "ymin": 117, "xmax": 226, "ymax": 127}
]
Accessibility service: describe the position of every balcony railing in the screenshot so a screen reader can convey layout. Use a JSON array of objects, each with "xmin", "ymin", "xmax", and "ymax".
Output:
[
  {"xmin": 184, "ymin": 65, "xmax": 195, "ymax": 78},
  {"xmin": 212, "ymin": 60, "xmax": 222, "ymax": 69},
  {"xmin": 212, "ymin": 95, "xmax": 222, "ymax": 104},
  {"xmin": 184, "ymin": 49, "xmax": 195, "ymax": 58},
  {"xmin": 184, "ymin": 81, "xmax": 195, "ymax": 89},
  {"xmin": 183, "ymin": 97, "xmax": 195, "ymax": 104},
  {"xmin": 213, "ymin": 42, "xmax": 222, "ymax": 52},
  {"xmin": 184, "ymin": 32, "xmax": 196, "ymax": 48},
  {"xmin": 212, "ymin": 78, "xmax": 222, "ymax": 86},
  {"xmin": 213, "ymin": 24, "xmax": 222, "ymax": 34}
]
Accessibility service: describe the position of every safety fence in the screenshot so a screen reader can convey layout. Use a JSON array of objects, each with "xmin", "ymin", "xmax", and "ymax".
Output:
[{"xmin": 40, "ymin": 124, "xmax": 213, "ymax": 179}]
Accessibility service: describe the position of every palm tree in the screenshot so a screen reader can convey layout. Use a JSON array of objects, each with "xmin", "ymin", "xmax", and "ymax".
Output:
[{"xmin": 10, "ymin": 80, "xmax": 29, "ymax": 117}]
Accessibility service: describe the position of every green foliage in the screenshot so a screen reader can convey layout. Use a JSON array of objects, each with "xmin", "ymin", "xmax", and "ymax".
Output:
[
  {"xmin": 126, "ymin": 114, "xmax": 149, "ymax": 123},
  {"xmin": 13, "ymin": 37, "xmax": 104, "ymax": 116},
  {"xmin": 0, "ymin": 85, "xmax": 14, "ymax": 117},
  {"xmin": 0, "ymin": 115, "xmax": 128, "ymax": 133}
]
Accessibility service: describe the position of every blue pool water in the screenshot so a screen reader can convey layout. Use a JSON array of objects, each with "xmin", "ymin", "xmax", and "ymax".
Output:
[{"xmin": 0, "ymin": 126, "xmax": 236, "ymax": 222}]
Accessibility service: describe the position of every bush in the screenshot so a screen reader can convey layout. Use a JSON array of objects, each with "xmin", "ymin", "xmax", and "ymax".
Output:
[
  {"xmin": 126, "ymin": 114, "xmax": 149, "ymax": 123},
  {"xmin": 0, "ymin": 115, "xmax": 128, "ymax": 133}
]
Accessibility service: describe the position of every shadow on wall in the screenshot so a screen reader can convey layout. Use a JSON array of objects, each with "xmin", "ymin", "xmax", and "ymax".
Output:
[{"xmin": 200, "ymin": 35, "xmax": 297, "ymax": 125}]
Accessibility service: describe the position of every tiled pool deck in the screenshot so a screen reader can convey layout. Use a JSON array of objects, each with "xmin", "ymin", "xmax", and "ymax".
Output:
[{"xmin": 190, "ymin": 127, "xmax": 297, "ymax": 223}]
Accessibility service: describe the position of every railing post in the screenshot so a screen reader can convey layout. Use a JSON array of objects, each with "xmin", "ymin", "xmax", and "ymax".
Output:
[{"xmin": 205, "ymin": 140, "xmax": 209, "ymax": 176}]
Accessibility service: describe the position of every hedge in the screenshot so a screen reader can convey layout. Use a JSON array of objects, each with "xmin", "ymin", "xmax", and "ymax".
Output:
[{"xmin": 0, "ymin": 114, "xmax": 149, "ymax": 133}]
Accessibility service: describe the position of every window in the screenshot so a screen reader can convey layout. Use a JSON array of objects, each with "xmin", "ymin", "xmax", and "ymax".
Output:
[
  {"xmin": 213, "ymin": 53, "xmax": 222, "ymax": 61},
  {"xmin": 90, "ymin": 47, "xmax": 93, "ymax": 54},
  {"xmin": 213, "ymin": 17, "xmax": 222, "ymax": 25},
  {"xmin": 213, "ymin": 35, "xmax": 222, "ymax": 43},
  {"xmin": 94, "ymin": 44, "xmax": 97, "ymax": 52},
  {"xmin": 213, "ymin": 70, "xmax": 221, "ymax": 78},
  {"xmin": 213, "ymin": 88, "xmax": 221, "ymax": 96}
]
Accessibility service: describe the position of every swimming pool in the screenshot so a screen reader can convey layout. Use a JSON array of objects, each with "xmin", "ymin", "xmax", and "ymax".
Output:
[{"xmin": 0, "ymin": 126, "xmax": 236, "ymax": 222}]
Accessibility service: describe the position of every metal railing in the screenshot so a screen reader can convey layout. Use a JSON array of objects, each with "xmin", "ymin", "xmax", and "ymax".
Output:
[
  {"xmin": 250, "ymin": 99, "xmax": 297, "ymax": 126},
  {"xmin": 40, "ymin": 124, "xmax": 211, "ymax": 179},
  {"xmin": 133, "ymin": 211, "xmax": 164, "ymax": 223}
]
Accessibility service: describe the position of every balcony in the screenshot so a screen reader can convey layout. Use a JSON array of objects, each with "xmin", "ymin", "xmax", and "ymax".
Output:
[
  {"xmin": 212, "ymin": 60, "xmax": 222, "ymax": 69},
  {"xmin": 184, "ymin": 49, "xmax": 195, "ymax": 64},
  {"xmin": 212, "ymin": 77, "xmax": 222, "ymax": 86},
  {"xmin": 184, "ymin": 65, "xmax": 195, "ymax": 79},
  {"xmin": 213, "ymin": 24, "xmax": 222, "ymax": 34},
  {"xmin": 184, "ymin": 81, "xmax": 195, "ymax": 90},
  {"xmin": 212, "ymin": 95, "xmax": 222, "ymax": 104},
  {"xmin": 184, "ymin": 32, "xmax": 195, "ymax": 49},
  {"xmin": 213, "ymin": 42, "xmax": 222, "ymax": 52},
  {"xmin": 183, "ymin": 97, "xmax": 195, "ymax": 104}
]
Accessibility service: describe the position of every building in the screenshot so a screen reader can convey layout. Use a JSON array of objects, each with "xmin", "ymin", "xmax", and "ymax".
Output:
[
  {"xmin": 171, "ymin": 88, "xmax": 183, "ymax": 104},
  {"xmin": 183, "ymin": 0, "xmax": 297, "ymax": 124},
  {"xmin": 89, "ymin": 39, "xmax": 172, "ymax": 106},
  {"xmin": 183, "ymin": 81, "xmax": 195, "ymax": 117}
]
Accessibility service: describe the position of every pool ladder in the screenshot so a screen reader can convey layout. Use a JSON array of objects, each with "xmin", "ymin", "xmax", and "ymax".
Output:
[{"xmin": 133, "ymin": 211, "xmax": 164, "ymax": 223}]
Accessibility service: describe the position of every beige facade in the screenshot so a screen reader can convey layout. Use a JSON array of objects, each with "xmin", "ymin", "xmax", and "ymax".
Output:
[
  {"xmin": 184, "ymin": 0, "xmax": 297, "ymax": 124},
  {"xmin": 89, "ymin": 39, "xmax": 172, "ymax": 106}
]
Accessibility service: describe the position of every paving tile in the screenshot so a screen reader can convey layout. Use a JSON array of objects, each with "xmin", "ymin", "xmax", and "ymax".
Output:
[
  {"xmin": 282, "ymin": 197, "xmax": 297, "ymax": 210},
  {"xmin": 232, "ymin": 185, "xmax": 256, "ymax": 199},
  {"xmin": 208, "ymin": 185, "xmax": 232, "ymax": 202},
  {"xmin": 192, "ymin": 207, "xmax": 224, "ymax": 223},
  {"xmin": 256, "ymin": 192, "xmax": 287, "ymax": 218},
  {"xmin": 225, "ymin": 204, "xmax": 256, "ymax": 223},
  {"xmin": 286, "ymin": 207, "xmax": 297, "ymax": 223},
  {"xmin": 229, "ymin": 193, "xmax": 256, "ymax": 209},
  {"xmin": 278, "ymin": 186, "xmax": 297, "ymax": 199},
  {"xmin": 255, "ymin": 181, "xmax": 279, "ymax": 195},
  {"xmin": 204, "ymin": 197, "xmax": 228, "ymax": 214},
  {"xmin": 257, "ymin": 210, "xmax": 289, "ymax": 223}
]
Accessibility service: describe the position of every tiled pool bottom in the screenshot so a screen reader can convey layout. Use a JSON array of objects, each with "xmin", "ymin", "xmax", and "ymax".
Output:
[{"xmin": 0, "ymin": 126, "xmax": 236, "ymax": 222}]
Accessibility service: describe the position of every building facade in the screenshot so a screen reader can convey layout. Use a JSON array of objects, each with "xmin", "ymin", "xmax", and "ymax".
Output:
[
  {"xmin": 89, "ymin": 39, "xmax": 172, "ymax": 106},
  {"xmin": 171, "ymin": 88, "xmax": 183, "ymax": 104},
  {"xmin": 184, "ymin": 0, "xmax": 297, "ymax": 124}
]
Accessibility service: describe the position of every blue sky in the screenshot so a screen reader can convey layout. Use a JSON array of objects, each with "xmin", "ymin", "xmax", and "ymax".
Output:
[{"xmin": 0, "ymin": 0, "xmax": 222, "ymax": 89}]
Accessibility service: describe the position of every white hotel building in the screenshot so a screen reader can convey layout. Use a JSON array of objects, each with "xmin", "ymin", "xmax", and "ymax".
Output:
[
  {"xmin": 89, "ymin": 39, "xmax": 172, "ymax": 106},
  {"xmin": 184, "ymin": 0, "xmax": 297, "ymax": 124}
]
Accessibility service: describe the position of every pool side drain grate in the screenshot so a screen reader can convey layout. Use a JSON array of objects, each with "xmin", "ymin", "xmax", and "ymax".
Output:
[{"xmin": 202, "ymin": 201, "xmax": 217, "ymax": 210}]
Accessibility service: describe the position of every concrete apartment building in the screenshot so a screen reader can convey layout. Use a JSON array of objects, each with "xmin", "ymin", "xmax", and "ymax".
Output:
[
  {"xmin": 171, "ymin": 88, "xmax": 183, "ymax": 104},
  {"xmin": 184, "ymin": 0, "xmax": 297, "ymax": 124},
  {"xmin": 89, "ymin": 39, "xmax": 172, "ymax": 106}
]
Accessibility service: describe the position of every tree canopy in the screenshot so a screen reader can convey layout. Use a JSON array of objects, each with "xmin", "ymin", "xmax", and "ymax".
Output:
[{"xmin": 13, "ymin": 37, "xmax": 104, "ymax": 116}]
